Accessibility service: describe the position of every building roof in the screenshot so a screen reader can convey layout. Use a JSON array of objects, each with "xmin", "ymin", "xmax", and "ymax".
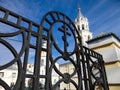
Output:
[{"xmin": 87, "ymin": 32, "xmax": 120, "ymax": 44}]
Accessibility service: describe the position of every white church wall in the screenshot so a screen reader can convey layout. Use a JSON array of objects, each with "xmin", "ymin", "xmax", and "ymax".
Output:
[
  {"xmin": 96, "ymin": 46, "xmax": 118, "ymax": 62},
  {"xmin": 0, "ymin": 69, "xmax": 18, "ymax": 87},
  {"xmin": 106, "ymin": 67, "xmax": 120, "ymax": 83},
  {"xmin": 88, "ymin": 35, "xmax": 120, "ymax": 62},
  {"xmin": 81, "ymin": 31, "xmax": 92, "ymax": 42}
]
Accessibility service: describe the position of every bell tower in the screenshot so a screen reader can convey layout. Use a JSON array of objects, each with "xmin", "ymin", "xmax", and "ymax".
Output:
[{"xmin": 74, "ymin": 7, "xmax": 92, "ymax": 46}]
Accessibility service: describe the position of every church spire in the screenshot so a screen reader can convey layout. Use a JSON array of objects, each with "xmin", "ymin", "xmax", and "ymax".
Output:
[
  {"xmin": 74, "ymin": 7, "xmax": 93, "ymax": 46},
  {"xmin": 77, "ymin": 7, "xmax": 84, "ymax": 19}
]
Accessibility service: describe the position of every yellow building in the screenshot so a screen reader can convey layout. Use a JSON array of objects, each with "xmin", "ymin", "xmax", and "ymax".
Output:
[{"xmin": 87, "ymin": 33, "xmax": 120, "ymax": 90}]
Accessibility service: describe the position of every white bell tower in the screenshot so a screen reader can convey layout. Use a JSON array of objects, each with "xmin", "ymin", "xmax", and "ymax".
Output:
[{"xmin": 74, "ymin": 7, "xmax": 92, "ymax": 46}]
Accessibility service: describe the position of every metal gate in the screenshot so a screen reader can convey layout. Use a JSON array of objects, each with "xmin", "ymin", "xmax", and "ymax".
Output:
[{"xmin": 0, "ymin": 6, "xmax": 109, "ymax": 90}]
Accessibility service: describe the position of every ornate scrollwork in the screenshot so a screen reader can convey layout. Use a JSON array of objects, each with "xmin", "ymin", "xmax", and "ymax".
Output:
[
  {"xmin": 0, "ymin": 6, "xmax": 109, "ymax": 90},
  {"xmin": 40, "ymin": 10, "xmax": 82, "ymax": 90}
]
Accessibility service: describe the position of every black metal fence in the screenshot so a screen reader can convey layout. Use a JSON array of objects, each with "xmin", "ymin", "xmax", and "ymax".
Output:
[{"xmin": 0, "ymin": 6, "xmax": 109, "ymax": 90}]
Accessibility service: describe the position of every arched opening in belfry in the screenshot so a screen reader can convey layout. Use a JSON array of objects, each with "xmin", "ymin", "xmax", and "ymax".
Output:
[
  {"xmin": 77, "ymin": 25, "xmax": 80, "ymax": 30},
  {"xmin": 82, "ymin": 24, "xmax": 85, "ymax": 30}
]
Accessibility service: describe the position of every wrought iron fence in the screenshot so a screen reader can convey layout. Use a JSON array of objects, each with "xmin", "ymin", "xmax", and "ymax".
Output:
[{"xmin": 0, "ymin": 6, "xmax": 109, "ymax": 90}]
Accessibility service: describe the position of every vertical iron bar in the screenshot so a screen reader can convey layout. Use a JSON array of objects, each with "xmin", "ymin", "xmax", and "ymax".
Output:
[
  {"xmin": 76, "ymin": 48, "xmax": 82, "ymax": 90},
  {"xmin": 17, "ymin": 16, "xmax": 22, "ymax": 25},
  {"xmin": 80, "ymin": 46, "xmax": 88, "ymax": 90},
  {"xmin": 20, "ymin": 22, "xmax": 32, "ymax": 90},
  {"xmin": 63, "ymin": 16, "xmax": 67, "ymax": 53},
  {"xmin": 45, "ymin": 30, "xmax": 51, "ymax": 90},
  {"xmin": 99, "ymin": 57, "xmax": 109, "ymax": 90},
  {"xmin": 32, "ymin": 25, "xmax": 42, "ymax": 90},
  {"xmin": 86, "ymin": 55, "xmax": 93, "ymax": 90}
]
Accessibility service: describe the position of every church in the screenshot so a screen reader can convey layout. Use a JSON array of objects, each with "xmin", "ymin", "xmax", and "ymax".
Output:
[{"xmin": 60, "ymin": 7, "xmax": 120, "ymax": 90}]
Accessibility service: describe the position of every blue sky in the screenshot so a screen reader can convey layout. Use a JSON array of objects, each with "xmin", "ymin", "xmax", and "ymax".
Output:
[
  {"xmin": 0, "ymin": 0, "xmax": 120, "ymax": 64},
  {"xmin": 0, "ymin": 0, "xmax": 120, "ymax": 36}
]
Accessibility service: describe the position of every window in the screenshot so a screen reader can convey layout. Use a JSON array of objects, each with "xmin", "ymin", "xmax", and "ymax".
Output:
[
  {"xmin": 41, "ymin": 59, "xmax": 44, "ymax": 65},
  {"xmin": 0, "ymin": 72, "xmax": 4, "ymax": 78},
  {"xmin": 82, "ymin": 24, "xmax": 85, "ymax": 30},
  {"xmin": 77, "ymin": 25, "xmax": 80, "ymax": 30}
]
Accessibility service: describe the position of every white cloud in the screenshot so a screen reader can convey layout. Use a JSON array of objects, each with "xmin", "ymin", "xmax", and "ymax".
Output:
[
  {"xmin": 86, "ymin": 0, "xmax": 108, "ymax": 16},
  {"xmin": 0, "ymin": 0, "xmax": 43, "ymax": 23},
  {"xmin": 87, "ymin": 1, "xmax": 120, "ymax": 36}
]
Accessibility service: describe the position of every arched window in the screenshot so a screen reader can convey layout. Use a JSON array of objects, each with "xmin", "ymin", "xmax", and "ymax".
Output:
[
  {"xmin": 77, "ymin": 25, "xmax": 80, "ymax": 30},
  {"xmin": 82, "ymin": 24, "xmax": 85, "ymax": 30}
]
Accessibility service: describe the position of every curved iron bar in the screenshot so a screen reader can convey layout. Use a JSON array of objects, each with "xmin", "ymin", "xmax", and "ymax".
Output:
[
  {"xmin": 40, "ymin": 10, "xmax": 82, "ymax": 90},
  {"xmin": 0, "ymin": 6, "xmax": 109, "ymax": 90},
  {"xmin": 0, "ymin": 38, "xmax": 23, "ymax": 90},
  {"xmin": 0, "ymin": 79, "xmax": 11, "ymax": 90}
]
